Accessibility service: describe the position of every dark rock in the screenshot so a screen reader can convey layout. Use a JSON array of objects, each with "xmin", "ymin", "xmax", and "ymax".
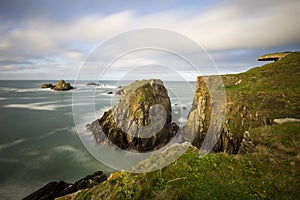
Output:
[
  {"xmin": 182, "ymin": 106, "xmax": 187, "ymax": 110},
  {"xmin": 23, "ymin": 171, "xmax": 107, "ymax": 200},
  {"xmin": 53, "ymin": 80, "xmax": 74, "ymax": 91},
  {"xmin": 107, "ymin": 91, "xmax": 113, "ymax": 94},
  {"xmin": 23, "ymin": 181, "xmax": 70, "ymax": 200},
  {"xmin": 88, "ymin": 79, "xmax": 178, "ymax": 151},
  {"xmin": 41, "ymin": 83, "xmax": 53, "ymax": 89},
  {"xmin": 87, "ymin": 82, "xmax": 100, "ymax": 86},
  {"xmin": 65, "ymin": 171, "xmax": 107, "ymax": 194}
]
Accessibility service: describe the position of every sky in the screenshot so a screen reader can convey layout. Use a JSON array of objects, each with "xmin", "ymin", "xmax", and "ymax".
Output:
[{"xmin": 0, "ymin": 0, "xmax": 300, "ymax": 80}]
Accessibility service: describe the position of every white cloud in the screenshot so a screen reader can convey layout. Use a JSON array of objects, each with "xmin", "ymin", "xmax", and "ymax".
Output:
[{"xmin": 0, "ymin": 0, "xmax": 300, "ymax": 79}]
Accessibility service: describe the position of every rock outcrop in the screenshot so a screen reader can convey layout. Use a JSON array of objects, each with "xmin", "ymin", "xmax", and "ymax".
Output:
[
  {"xmin": 258, "ymin": 52, "xmax": 291, "ymax": 62},
  {"xmin": 23, "ymin": 171, "xmax": 107, "ymax": 200},
  {"xmin": 238, "ymin": 131, "xmax": 255, "ymax": 154},
  {"xmin": 87, "ymin": 79, "xmax": 178, "ymax": 151}
]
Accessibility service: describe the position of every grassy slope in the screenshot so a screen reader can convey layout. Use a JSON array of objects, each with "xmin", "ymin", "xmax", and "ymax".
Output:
[
  {"xmin": 58, "ymin": 52, "xmax": 300, "ymax": 200},
  {"xmin": 225, "ymin": 52, "xmax": 300, "ymax": 119}
]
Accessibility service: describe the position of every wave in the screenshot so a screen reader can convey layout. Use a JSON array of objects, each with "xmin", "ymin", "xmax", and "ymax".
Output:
[
  {"xmin": 0, "ymin": 138, "xmax": 26, "ymax": 150},
  {"xmin": 3, "ymin": 102, "xmax": 67, "ymax": 111},
  {"xmin": 0, "ymin": 158, "xmax": 20, "ymax": 163},
  {"xmin": 15, "ymin": 88, "xmax": 51, "ymax": 93},
  {"xmin": 38, "ymin": 127, "xmax": 74, "ymax": 141},
  {"xmin": 0, "ymin": 97, "xmax": 8, "ymax": 100},
  {"xmin": 53, "ymin": 145, "xmax": 91, "ymax": 163},
  {"xmin": 96, "ymin": 84, "xmax": 117, "ymax": 89},
  {"xmin": 18, "ymin": 97, "xmax": 48, "ymax": 100},
  {"xmin": 0, "ymin": 87, "xmax": 52, "ymax": 93}
]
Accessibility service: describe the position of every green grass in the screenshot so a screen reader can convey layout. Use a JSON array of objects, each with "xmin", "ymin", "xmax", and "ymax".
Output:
[
  {"xmin": 66, "ymin": 120, "xmax": 300, "ymax": 200},
  {"xmin": 69, "ymin": 132, "xmax": 299, "ymax": 199}
]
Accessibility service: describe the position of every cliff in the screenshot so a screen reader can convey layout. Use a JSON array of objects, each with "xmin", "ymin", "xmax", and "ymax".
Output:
[{"xmin": 183, "ymin": 52, "xmax": 300, "ymax": 154}]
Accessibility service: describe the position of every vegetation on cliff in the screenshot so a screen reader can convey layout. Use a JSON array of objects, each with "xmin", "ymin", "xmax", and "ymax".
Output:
[{"xmin": 58, "ymin": 52, "xmax": 300, "ymax": 199}]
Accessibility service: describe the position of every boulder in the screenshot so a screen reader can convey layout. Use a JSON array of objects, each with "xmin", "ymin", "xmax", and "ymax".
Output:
[
  {"xmin": 88, "ymin": 79, "xmax": 178, "ymax": 151},
  {"xmin": 40, "ymin": 83, "xmax": 53, "ymax": 89},
  {"xmin": 53, "ymin": 80, "xmax": 74, "ymax": 91}
]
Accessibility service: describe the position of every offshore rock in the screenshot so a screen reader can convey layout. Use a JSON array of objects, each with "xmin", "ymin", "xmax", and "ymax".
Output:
[
  {"xmin": 53, "ymin": 80, "xmax": 74, "ymax": 91},
  {"xmin": 40, "ymin": 83, "xmax": 53, "ymax": 89},
  {"xmin": 88, "ymin": 79, "xmax": 178, "ymax": 151}
]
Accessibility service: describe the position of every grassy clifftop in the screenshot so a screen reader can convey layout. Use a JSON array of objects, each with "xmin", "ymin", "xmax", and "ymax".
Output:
[
  {"xmin": 58, "ymin": 52, "xmax": 300, "ymax": 200},
  {"xmin": 224, "ymin": 51, "xmax": 300, "ymax": 120}
]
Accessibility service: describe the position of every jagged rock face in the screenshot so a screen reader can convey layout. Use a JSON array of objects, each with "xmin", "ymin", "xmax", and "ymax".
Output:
[
  {"xmin": 89, "ymin": 79, "xmax": 178, "ymax": 151},
  {"xmin": 53, "ymin": 80, "xmax": 74, "ymax": 91},
  {"xmin": 183, "ymin": 76, "xmax": 243, "ymax": 153},
  {"xmin": 183, "ymin": 76, "xmax": 212, "ymax": 148}
]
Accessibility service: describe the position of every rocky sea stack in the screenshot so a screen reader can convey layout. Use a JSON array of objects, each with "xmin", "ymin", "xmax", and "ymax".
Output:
[
  {"xmin": 41, "ymin": 80, "xmax": 74, "ymax": 91},
  {"xmin": 87, "ymin": 79, "xmax": 178, "ymax": 151}
]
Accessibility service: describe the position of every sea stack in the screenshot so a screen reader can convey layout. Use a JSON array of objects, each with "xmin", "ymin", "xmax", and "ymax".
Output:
[{"xmin": 87, "ymin": 79, "xmax": 178, "ymax": 151}]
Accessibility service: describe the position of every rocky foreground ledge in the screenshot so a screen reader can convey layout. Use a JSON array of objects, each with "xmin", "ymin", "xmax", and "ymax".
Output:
[
  {"xmin": 23, "ymin": 171, "xmax": 107, "ymax": 200},
  {"xmin": 41, "ymin": 80, "xmax": 74, "ymax": 91}
]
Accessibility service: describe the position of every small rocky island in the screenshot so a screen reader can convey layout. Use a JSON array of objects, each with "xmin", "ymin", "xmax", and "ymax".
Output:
[{"xmin": 41, "ymin": 80, "xmax": 74, "ymax": 91}]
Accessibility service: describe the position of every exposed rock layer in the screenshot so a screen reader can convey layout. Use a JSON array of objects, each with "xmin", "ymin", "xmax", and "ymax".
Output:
[{"xmin": 258, "ymin": 52, "xmax": 291, "ymax": 62}]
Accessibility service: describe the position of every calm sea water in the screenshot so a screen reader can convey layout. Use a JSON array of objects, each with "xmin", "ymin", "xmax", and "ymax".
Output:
[{"xmin": 0, "ymin": 80, "xmax": 195, "ymax": 199}]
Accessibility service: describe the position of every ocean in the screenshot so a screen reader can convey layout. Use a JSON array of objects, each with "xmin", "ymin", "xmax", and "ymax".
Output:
[{"xmin": 0, "ymin": 80, "xmax": 195, "ymax": 199}]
